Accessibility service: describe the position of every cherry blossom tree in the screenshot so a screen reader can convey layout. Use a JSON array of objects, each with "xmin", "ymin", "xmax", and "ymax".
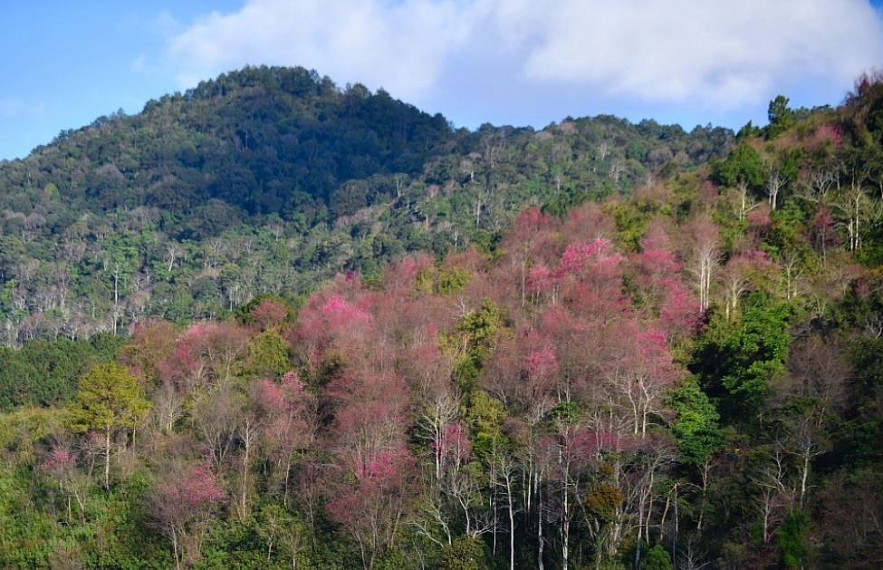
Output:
[
  {"xmin": 149, "ymin": 462, "xmax": 226, "ymax": 569},
  {"xmin": 253, "ymin": 371, "xmax": 317, "ymax": 504},
  {"xmin": 42, "ymin": 443, "xmax": 89, "ymax": 522}
]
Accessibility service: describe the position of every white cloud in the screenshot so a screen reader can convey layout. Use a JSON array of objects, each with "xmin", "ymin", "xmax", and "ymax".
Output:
[
  {"xmin": 168, "ymin": 0, "xmax": 482, "ymax": 100},
  {"xmin": 166, "ymin": 0, "xmax": 883, "ymax": 121},
  {"xmin": 513, "ymin": 0, "xmax": 883, "ymax": 107}
]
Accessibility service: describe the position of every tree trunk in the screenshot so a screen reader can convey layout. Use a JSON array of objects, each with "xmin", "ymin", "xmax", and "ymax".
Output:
[
  {"xmin": 537, "ymin": 483, "xmax": 544, "ymax": 570},
  {"xmin": 697, "ymin": 460, "xmax": 710, "ymax": 531},
  {"xmin": 104, "ymin": 425, "xmax": 111, "ymax": 491},
  {"xmin": 562, "ymin": 482, "xmax": 569, "ymax": 570},
  {"xmin": 171, "ymin": 525, "xmax": 181, "ymax": 570},
  {"xmin": 799, "ymin": 451, "xmax": 810, "ymax": 509},
  {"xmin": 508, "ymin": 490, "xmax": 515, "ymax": 570}
]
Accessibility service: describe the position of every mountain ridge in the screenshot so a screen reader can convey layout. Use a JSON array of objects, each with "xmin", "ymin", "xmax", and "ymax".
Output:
[{"xmin": 0, "ymin": 65, "xmax": 735, "ymax": 343}]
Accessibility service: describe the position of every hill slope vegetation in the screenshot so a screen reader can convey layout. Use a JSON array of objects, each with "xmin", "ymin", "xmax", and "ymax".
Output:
[
  {"xmin": 0, "ymin": 67, "xmax": 882, "ymax": 568},
  {"xmin": 0, "ymin": 65, "xmax": 732, "ymax": 343}
]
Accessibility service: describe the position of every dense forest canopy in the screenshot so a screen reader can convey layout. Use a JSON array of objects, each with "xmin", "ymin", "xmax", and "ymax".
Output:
[
  {"xmin": 0, "ymin": 66, "xmax": 882, "ymax": 568},
  {"xmin": 0, "ymin": 65, "xmax": 734, "ymax": 344}
]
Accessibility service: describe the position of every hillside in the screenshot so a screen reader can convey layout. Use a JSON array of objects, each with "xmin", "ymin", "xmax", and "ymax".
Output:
[
  {"xmin": 0, "ymin": 66, "xmax": 882, "ymax": 569},
  {"xmin": 0, "ymin": 65, "xmax": 733, "ymax": 344}
]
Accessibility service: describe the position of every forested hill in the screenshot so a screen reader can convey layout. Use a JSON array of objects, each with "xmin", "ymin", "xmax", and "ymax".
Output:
[
  {"xmin": 0, "ymin": 65, "xmax": 733, "ymax": 343},
  {"xmin": 4, "ymin": 65, "xmax": 454, "ymax": 227},
  {"xmin": 0, "ymin": 69, "xmax": 882, "ymax": 568}
]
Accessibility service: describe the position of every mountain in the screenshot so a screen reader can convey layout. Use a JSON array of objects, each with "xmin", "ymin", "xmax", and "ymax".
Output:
[
  {"xmin": 0, "ymin": 65, "xmax": 734, "ymax": 343},
  {"xmin": 3, "ymin": 66, "xmax": 453, "ymax": 231},
  {"xmin": 0, "ymin": 68, "xmax": 882, "ymax": 569}
]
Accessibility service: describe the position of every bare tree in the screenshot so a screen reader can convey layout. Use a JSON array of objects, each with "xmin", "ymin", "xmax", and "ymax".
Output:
[
  {"xmin": 491, "ymin": 450, "xmax": 520, "ymax": 570},
  {"xmin": 750, "ymin": 449, "xmax": 793, "ymax": 544},
  {"xmin": 685, "ymin": 218, "xmax": 720, "ymax": 313},
  {"xmin": 766, "ymin": 166, "xmax": 786, "ymax": 211},
  {"xmin": 735, "ymin": 178, "xmax": 758, "ymax": 221}
]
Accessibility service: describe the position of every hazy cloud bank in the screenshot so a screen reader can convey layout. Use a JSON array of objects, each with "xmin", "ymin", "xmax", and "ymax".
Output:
[{"xmin": 167, "ymin": 0, "xmax": 883, "ymax": 126}]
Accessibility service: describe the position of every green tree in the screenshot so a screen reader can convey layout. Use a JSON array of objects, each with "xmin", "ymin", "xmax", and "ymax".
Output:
[
  {"xmin": 667, "ymin": 378, "xmax": 722, "ymax": 465},
  {"xmin": 441, "ymin": 299, "xmax": 504, "ymax": 392},
  {"xmin": 244, "ymin": 329, "xmax": 291, "ymax": 379},
  {"xmin": 692, "ymin": 297, "xmax": 790, "ymax": 422},
  {"xmin": 767, "ymin": 95, "xmax": 796, "ymax": 138},
  {"xmin": 778, "ymin": 510, "xmax": 808, "ymax": 568},
  {"xmin": 465, "ymin": 389, "xmax": 507, "ymax": 459},
  {"xmin": 641, "ymin": 544, "xmax": 673, "ymax": 570},
  {"xmin": 711, "ymin": 143, "xmax": 765, "ymax": 191},
  {"xmin": 440, "ymin": 535, "xmax": 485, "ymax": 570},
  {"xmin": 68, "ymin": 362, "xmax": 150, "ymax": 490}
]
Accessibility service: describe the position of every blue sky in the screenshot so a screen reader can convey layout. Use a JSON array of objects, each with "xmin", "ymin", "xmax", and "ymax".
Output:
[{"xmin": 2, "ymin": 0, "xmax": 883, "ymax": 161}]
